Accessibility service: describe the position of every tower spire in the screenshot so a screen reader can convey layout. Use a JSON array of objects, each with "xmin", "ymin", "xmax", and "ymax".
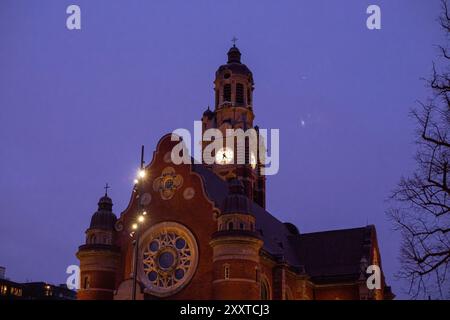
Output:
[
  {"xmin": 104, "ymin": 183, "xmax": 110, "ymax": 196},
  {"xmin": 231, "ymin": 36, "xmax": 238, "ymax": 47}
]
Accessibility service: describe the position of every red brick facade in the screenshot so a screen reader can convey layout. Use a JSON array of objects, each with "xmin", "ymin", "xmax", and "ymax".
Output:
[{"xmin": 76, "ymin": 46, "xmax": 393, "ymax": 300}]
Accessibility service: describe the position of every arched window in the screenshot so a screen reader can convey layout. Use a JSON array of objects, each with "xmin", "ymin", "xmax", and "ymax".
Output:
[
  {"xmin": 228, "ymin": 222, "xmax": 234, "ymax": 230},
  {"xmin": 224, "ymin": 265, "xmax": 230, "ymax": 279},
  {"xmin": 247, "ymin": 88, "xmax": 252, "ymax": 105},
  {"xmin": 91, "ymin": 235, "xmax": 96, "ymax": 244},
  {"xmin": 236, "ymin": 83, "xmax": 244, "ymax": 104},
  {"xmin": 240, "ymin": 222, "xmax": 244, "ymax": 230},
  {"xmin": 223, "ymin": 84, "xmax": 231, "ymax": 102},
  {"xmin": 261, "ymin": 279, "xmax": 270, "ymax": 300},
  {"xmin": 83, "ymin": 276, "xmax": 90, "ymax": 289}
]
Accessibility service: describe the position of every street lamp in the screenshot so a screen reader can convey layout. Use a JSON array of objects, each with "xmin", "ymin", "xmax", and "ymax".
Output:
[{"xmin": 131, "ymin": 145, "xmax": 145, "ymax": 300}]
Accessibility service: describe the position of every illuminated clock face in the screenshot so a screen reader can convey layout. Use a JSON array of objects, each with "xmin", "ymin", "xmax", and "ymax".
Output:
[
  {"xmin": 250, "ymin": 152, "xmax": 257, "ymax": 169},
  {"xmin": 215, "ymin": 147, "xmax": 233, "ymax": 165}
]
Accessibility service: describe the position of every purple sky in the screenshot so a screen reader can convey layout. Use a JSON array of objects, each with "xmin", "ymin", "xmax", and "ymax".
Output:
[{"xmin": 0, "ymin": 0, "xmax": 443, "ymax": 298}]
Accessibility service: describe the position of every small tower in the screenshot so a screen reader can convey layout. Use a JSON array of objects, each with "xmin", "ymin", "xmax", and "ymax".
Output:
[
  {"xmin": 76, "ymin": 187, "xmax": 120, "ymax": 300},
  {"xmin": 210, "ymin": 179, "xmax": 263, "ymax": 299}
]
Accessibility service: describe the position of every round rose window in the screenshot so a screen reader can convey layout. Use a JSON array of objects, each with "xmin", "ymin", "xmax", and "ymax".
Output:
[{"xmin": 139, "ymin": 222, "xmax": 198, "ymax": 297}]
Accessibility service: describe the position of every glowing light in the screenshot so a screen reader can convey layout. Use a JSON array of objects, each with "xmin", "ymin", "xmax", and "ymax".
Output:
[
  {"xmin": 138, "ymin": 216, "xmax": 145, "ymax": 223},
  {"xmin": 133, "ymin": 179, "xmax": 139, "ymax": 184},
  {"xmin": 142, "ymin": 211, "xmax": 147, "ymax": 216},
  {"xmin": 138, "ymin": 169, "xmax": 146, "ymax": 179},
  {"xmin": 132, "ymin": 223, "xmax": 138, "ymax": 230}
]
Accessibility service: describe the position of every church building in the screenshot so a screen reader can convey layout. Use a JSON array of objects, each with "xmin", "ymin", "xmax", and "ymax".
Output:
[{"xmin": 76, "ymin": 45, "xmax": 394, "ymax": 300}]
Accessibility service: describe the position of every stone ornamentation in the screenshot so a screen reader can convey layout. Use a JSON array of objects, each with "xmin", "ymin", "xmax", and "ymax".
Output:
[
  {"xmin": 153, "ymin": 167, "xmax": 183, "ymax": 200},
  {"xmin": 140, "ymin": 222, "xmax": 198, "ymax": 297}
]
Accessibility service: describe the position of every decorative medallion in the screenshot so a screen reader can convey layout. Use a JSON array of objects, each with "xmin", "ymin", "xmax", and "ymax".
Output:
[
  {"xmin": 183, "ymin": 187, "xmax": 195, "ymax": 200},
  {"xmin": 153, "ymin": 167, "xmax": 183, "ymax": 200},
  {"xmin": 139, "ymin": 222, "xmax": 198, "ymax": 297},
  {"xmin": 140, "ymin": 192, "xmax": 152, "ymax": 206},
  {"xmin": 115, "ymin": 220, "xmax": 124, "ymax": 232},
  {"xmin": 163, "ymin": 152, "xmax": 172, "ymax": 164}
]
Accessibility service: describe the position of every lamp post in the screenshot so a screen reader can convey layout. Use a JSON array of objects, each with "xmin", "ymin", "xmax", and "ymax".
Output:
[{"xmin": 132, "ymin": 145, "xmax": 145, "ymax": 300}]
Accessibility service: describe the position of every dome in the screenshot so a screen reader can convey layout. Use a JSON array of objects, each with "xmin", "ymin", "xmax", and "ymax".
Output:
[
  {"xmin": 89, "ymin": 194, "xmax": 117, "ymax": 230},
  {"xmin": 227, "ymin": 45, "xmax": 241, "ymax": 63},
  {"xmin": 215, "ymin": 45, "xmax": 253, "ymax": 81},
  {"xmin": 221, "ymin": 179, "xmax": 252, "ymax": 215},
  {"xmin": 98, "ymin": 195, "xmax": 112, "ymax": 210},
  {"xmin": 202, "ymin": 106, "xmax": 214, "ymax": 119}
]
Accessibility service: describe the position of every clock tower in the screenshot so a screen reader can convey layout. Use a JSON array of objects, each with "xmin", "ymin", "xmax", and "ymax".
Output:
[{"xmin": 201, "ymin": 44, "xmax": 266, "ymax": 208}]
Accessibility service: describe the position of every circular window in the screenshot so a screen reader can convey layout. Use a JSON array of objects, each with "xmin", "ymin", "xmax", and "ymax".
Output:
[{"xmin": 140, "ymin": 222, "xmax": 198, "ymax": 297}]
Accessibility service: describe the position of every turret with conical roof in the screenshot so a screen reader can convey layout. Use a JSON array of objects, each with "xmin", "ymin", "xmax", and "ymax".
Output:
[
  {"xmin": 76, "ymin": 187, "xmax": 120, "ymax": 300},
  {"xmin": 88, "ymin": 194, "xmax": 116, "ymax": 233}
]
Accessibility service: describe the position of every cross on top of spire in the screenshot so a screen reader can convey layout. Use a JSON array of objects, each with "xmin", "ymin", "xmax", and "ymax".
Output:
[
  {"xmin": 231, "ymin": 36, "xmax": 238, "ymax": 47},
  {"xmin": 104, "ymin": 183, "xmax": 110, "ymax": 196}
]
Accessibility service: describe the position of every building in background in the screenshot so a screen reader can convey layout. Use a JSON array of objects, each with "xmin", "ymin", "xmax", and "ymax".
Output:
[
  {"xmin": 22, "ymin": 282, "xmax": 76, "ymax": 300},
  {"xmin": 77, "ymin": 46, "xmax": 394, "ymax": 300},
  {"xmin": 0, "ymin": 266, "xmax": 6, "ymax": 280},
  {"xmin": 0, "ymin": 267, "xmax": 76, "ymax": 300},
  {"xmin": 0, "ymin": 279, "xmax": 23, "ymax": 300}
]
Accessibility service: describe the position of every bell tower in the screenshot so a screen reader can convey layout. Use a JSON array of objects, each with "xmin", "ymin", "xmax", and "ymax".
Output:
[{"xmin": 202, "ymin": 44, "xmax": 266, "ymax": 208}]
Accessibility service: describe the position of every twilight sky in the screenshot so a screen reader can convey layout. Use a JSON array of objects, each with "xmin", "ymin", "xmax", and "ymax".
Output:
[{"xmin": 0, "ymin": 0, "xmax": 444, "ymax": 299}]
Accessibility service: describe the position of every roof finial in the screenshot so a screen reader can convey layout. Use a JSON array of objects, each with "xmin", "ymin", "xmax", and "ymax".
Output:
[
  {"xmin": 231, "ymin": 36, "xmax": 238, "ymax": 47},
  {"xmin": 104, "ymin": 183, "xmax": 110, "ymax": 196}
]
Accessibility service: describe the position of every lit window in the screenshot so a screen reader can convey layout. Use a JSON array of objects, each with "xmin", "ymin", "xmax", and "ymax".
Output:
[{"xmin": 11, "ymin": 287, "xmax": 22, "ymax": 296}]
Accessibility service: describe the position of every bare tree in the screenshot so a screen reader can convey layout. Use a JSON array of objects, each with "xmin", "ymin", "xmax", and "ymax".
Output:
[{"xmin": 388, "ymin": 0, "xmax": 450, "ymax": 299}]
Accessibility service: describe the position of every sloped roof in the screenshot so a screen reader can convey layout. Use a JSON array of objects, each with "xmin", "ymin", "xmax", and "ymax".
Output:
[
  {"xmin": 289, "ymin": 226, "xmax": 373, "ymax": 283},
  {"xmin": 192, "ymin": 164, "xmax": 373, "ymax": 283}
]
